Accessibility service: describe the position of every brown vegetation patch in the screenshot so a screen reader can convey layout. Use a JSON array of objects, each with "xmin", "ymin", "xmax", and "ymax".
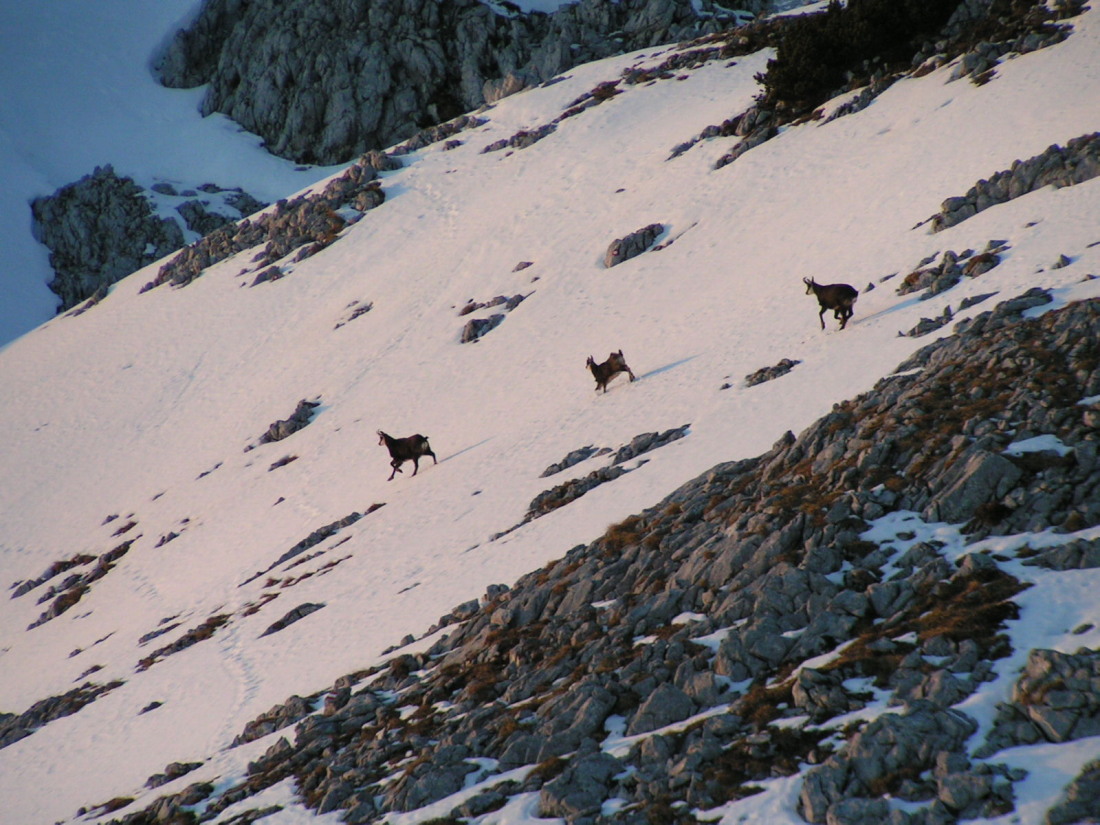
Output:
[
  {"xmin": 84, "ymin": 796, "xmax": 135, "ymax": 817},
  {"xmin": 734, "ymin": 681, "xmax": 796, "ymax": 729},
  {"xmin": 705, "ymin": 727, "xmax": 829, "ymax": 805},
  {"xmin": 641, "ymin": 795, "xmax": 699, "ymax": 825},
  {"xmin": 909, "ymin": 568, "xmax": 1025, "ymax": 653},
  {"xmin": 602, "ymin": 515, "xmax": 647, "ymax": 553},
  {"xmin": 825, "ymin": 636, "xmax": 913, "ymax": 689}
]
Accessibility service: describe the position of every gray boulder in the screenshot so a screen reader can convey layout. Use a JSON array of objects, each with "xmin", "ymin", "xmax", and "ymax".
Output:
[
  {"xmin": 980, "ymin": 648, "xmax": 1100, "ymax": 755},
  {"xmin": 923, "ymin": 449, "xmax": 1023, "ymax": 524},
  {"xmin": 539, "ymin": 750, "xmax": 621, "ymax": 819},
  {"xmin": 604, "ymin": 223, "xmax": 665, "ymax": 268},
  {"xmin": 626, "ymin": 682, "xmax": 695, "ymax": 735},
  {"xmin": 800, "ymin": 707, "xmax": 977, "ymax": 823},
  {"xmin": 533, "ymin": 681, "xmax": 618, "ymax": 759}
]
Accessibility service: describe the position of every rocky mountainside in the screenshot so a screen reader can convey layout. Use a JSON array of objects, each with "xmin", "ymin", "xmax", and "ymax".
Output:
[
  {"xmin": 28, "ymin": 0, "xmax": 772, "ymax": 319},
  {"xmin": 95, "ymin": 291, "xmax": 1100, "ymax": 825},
  {"xmin": 154, "ymin": 0, "xmax": 766, "ymax": 166},
  {"xmin": 31, "ymin": 0, "xmax": 1078, "ymax": 316},
  {"xmin": 5, "ymin": 0, "xmax": 1100, "ymax": 822}
]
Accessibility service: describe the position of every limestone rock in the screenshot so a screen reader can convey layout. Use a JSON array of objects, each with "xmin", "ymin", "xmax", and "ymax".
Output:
[
  {"xmin": 604, "ymin": 223, "xmax": 665, "ymax": 268},
  {"xmin": 155, "ymin": 0, "xmax": 739, "ymax": 165},
  {"xmin": 31, "ymin": 166, "xmax": 184, "ymax": 311}
]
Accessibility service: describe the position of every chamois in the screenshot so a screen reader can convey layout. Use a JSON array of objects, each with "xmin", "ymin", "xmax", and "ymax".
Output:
[
  {"xmin": 586, "ymin": 350, "xmax": 636, "ymax": 393},
  {"xmin": 377, "ymin": 430, "xmax": 437, "ymax": 481},
  {"xmin": 803, "ymin": 277, "xmax": 858, "ymax": 330}
]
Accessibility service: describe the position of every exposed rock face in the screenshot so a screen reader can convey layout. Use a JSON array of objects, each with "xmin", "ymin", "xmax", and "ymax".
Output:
[
  {"xmin": 30, "ymin": 166, "xmax": 185, "ymax": 311},
  {"xmin": 31, "ymin": 167, "xmax": 271, "ymax": 313},
  {"xmin": 458, "ymin": 293, "xmax": 529, "ymax": 342},
  {"xmin": 1045, "ymin": 758, "xmax": 1100, "ymax": 825},
  {"xmin": 104, "ymin": 294, "xmax": 1100, "ymax": 825},
  {"xmin": 0, "ymin": 681, "xmax": 124, "ymax": 750},
  {"xmin": 897, "ymin": 246, "xmax": 1005, "ymax": 300},
  {"xmin": 978, "ymin": 648, "xmax": 1100, "ymax": 755},
  {"xmin": 142, "ymin": 155, "xmax": 388, "ymax": 293},
  {"xmin": 154, "ymin": 0, "xmax": 761, "ymax": 164},
  {"xmin": 604, "ymin": 223, "xmax": 665, "ymax": 268},
  {"xmin": 799, "ymin": 707, "xmax": 981, "ymax": 823},
  {"xmin": 460, "ymin": 313, "xmax": 506, "ymax": 343},
  {"xmin": 540, "ymin": 445, "xmax": 610, "ymax": 478},
  {"xmin": 260, "ymin": 602, "xmax": 326, "ymax": 637},
  {"xmin": 745, "ymin": 357, "xmax": 801, "ymax": 386},
  {"xmin": 929, "ymin": 132, "xmax": 1100, "ymax": 231},
  {"xmin": 258, "ymin": 399, "xmax": 321, "ymax": 446}
]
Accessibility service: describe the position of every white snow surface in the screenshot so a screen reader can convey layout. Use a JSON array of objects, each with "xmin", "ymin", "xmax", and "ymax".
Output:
[{"xmin": 2, "ymin": 4, "xmax": 1100, "ymax": 825}]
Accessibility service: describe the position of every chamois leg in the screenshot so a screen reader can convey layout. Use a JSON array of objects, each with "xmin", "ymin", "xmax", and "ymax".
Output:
[
  {"xmin": 819, "ymin": 306, "xmax": 827, "ymax": 330},
  {"xmin": 411, "ymin": 457, "xmax": 420, "ymax": 476},
  {"xmin": 840, "ymin": 304, "xmax": 854, "ymax": 329},
  {"xmin": 388, "ymin": 460, "xmax": 403, "ymax": 481}
]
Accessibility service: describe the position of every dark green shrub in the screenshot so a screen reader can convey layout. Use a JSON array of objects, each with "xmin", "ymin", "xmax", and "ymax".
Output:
[{"xmin": 759, "ymin": 0, "xmax": 957, "ymax": 108}]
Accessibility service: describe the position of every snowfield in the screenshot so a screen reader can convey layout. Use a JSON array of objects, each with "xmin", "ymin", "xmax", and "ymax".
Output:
[{"xmin": 2, "ymin": 3, "xmax": 1100, "ymax": 824}]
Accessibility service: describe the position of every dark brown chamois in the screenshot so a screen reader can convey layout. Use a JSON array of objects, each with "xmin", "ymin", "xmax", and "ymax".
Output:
[
  {"xmin": 377, "ymin": 430, "xmax": 437, "ymax": 481},
  {"xmin": 586, "ymin": 350, "xmax": 636, "ymax": 393},
  {"xmin": 803, "ymin": 277, "xmax": 858, "ymax": 330}
]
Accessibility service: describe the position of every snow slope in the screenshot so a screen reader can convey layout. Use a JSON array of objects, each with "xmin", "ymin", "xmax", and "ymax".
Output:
[{"xmin": 1, "ymin": 5, "xmax": 1100, "ymax": 824}]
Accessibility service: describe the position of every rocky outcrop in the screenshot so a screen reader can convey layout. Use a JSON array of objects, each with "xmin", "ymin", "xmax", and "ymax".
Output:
[
  {"xmin": 144, "ymin": 761, "xmax": 203, "ymax": 790},
  {"xmin": 142, "ymin": 155, "xmax": 389, "ymax": 293},
  {"xmin": 541, "ymin": 445, "xmax": 611, "ymax": 478},
  {"xmin": 30, "ymin": 166, "xmax": 185, "ymax": 311},
  {"xmin": 105, "ymin": 295, "xmax": 1100, "ymax": 825},
  {"xmin": 154, "ymin": 0, "xmax": 763, "ymax": 165},
  {"xmin": 0, "ymin": 681, "xmax": 124, "ymax": 750},
  {"xmin": 482, "ymin": 123, "xmax": 558, "ymax": 154},
  {"xmin": 136, "ymin": 614, "xmax": 231, "ymax": 671},
  {"xmin": 240, "ymin": 512, "xmax": 366, "ymax": 587},
  {"xmin": 604, "ymin": 223, "xmax": 665, "ymax": 268},
  {"xmin": 1045, "ymin": 758, "xmax": 1100, "ymax": 825},
  {"xmin": 511, "ymin": 425, "xmax": 689, "ymax": 528},
  {"xmin": 744, "ymin": 357, "xmax": 801, "ymax": 386},
  {"xmin": 460, "ymin": 313, "xmax": 506, "ymax": 343},
  {"xmin": 711, "ymin": 0, "xmax": 1082, "ymax": 171},
  {"xmin": 257, "ymin": 399, "xmax": 320, "ymax": 446},
  {"xmin": 896, "ymin": 244, "xmax": 1006, "ymax": 299},
  {"xmin": 27, "ymin": 540, "xmax": 135, "ymax": 630},
  {"xmin": 260, "ymin": 602, "xmax": 326, "ymax": 637},
  {"xmin": 929, "ymin": 133, "xmax": 1100, "ymax": 231},
  {"xmin": 31, "ymin": 167, "xmax": 270, "ymax": 313},
  {"xmin": 458, "ymin": 293, "xmax": 529, "ymax": 343},
  {"xmin": 978, "ymin": 648, "xmax": 1100, "ymax": 755}
]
